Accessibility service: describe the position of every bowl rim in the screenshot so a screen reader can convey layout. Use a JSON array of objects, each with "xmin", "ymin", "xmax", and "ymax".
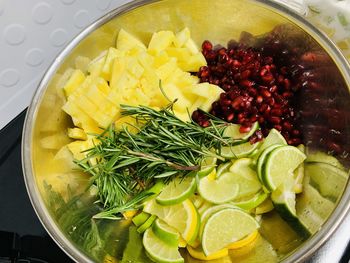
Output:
[{"xmin": 22, "ymin": 0, "xmax": 350, "ymax": 262}]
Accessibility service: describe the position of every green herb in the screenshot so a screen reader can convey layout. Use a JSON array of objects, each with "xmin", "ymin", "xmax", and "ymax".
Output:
[{"xmin": 77, "ymin": 103, "xmax": 235, "ymax": 219}]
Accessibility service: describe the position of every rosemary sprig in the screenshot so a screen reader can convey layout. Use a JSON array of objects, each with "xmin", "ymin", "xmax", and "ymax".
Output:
[{"xmin": 77, "ymin": 103, "xmax": 235, "ymax": 219}]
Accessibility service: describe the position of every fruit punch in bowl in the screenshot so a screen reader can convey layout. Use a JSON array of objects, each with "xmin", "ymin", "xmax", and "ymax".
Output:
[{"xmin": 22, "ymin": 0, "xmax": 350, "ymax": 263}]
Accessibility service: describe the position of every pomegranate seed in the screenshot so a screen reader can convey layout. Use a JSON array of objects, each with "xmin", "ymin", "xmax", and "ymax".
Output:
[
  {"xmin": 269, "ymin": 116, "xmax": 281, "ymax": 124},
  {"xmin": 202, "ymin": 40, "xmax": 213, "ymax": 51},
  {"xmin": 239, "ymin": 125, "xmax": 251, "ymax": 133}
]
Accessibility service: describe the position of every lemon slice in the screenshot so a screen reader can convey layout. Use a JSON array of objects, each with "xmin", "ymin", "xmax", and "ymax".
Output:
[
  {"xmin": 156, "ymin": 176, "xmax": 196, "ymax": 205},
  {"xmin": 227, "ymin": 230, "xmax": 259, "ymax": 249},
  {"xmin": 263, "ymin": 146, "xmax": 306, "ymax": 191},
  {"xmin": 201, "ymin": 208, "xmax": 260, "ymax": 256},
  {"xmin": 187, "ymin": 245, "xmax": 228, "ymax": 261},
  {"xmin": 197, "ymin": 172, "xmax": 239, "ymax": 204},
  {"xmin": 153, "ymin": 219, "xmax": 180, "ymax": 247},
  {"xmin": 143, "ymin": 228, "xmax": 184, "ymax": 263},
  {"xmin": 143, "ymin": 199, "xmax": 199, "ymax": 244}
]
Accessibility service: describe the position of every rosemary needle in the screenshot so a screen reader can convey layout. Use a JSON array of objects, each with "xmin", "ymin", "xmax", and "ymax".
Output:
[{"xmin": 77, "ymin": 103, "xmax": 235, "ymax": 219}]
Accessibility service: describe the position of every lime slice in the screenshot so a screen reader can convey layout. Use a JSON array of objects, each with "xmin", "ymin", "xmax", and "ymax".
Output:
[
  {"xmin": 132, "ymin": 211, "xmax": 150, "ymax": 226},
  {"xmin": 271, "ymin": 175, "xmax": 296, "ymax": 218},
  {"xmin": 197, "ymin": 172, "xmax": 239, "ymax": 204},
  {"xmin": 255, "ymin": 197, "xmax": 274, "ymax": 214},
  {"xmin": 187, "ymin": 245, "xmax": 228, "ymax": 260},
  {"xmin": 216, "ymin": 162, "xmax": 231, "ymax": 177},
  {"xmin": 229, "ymin": 158, "xmax": 262, "ymax": 199},
  {"xmin": 263, "ymin": 146, "xmax": 306, "ymax": 191},
  {"xmin": 144, "ymin": 181, "xmax": 166, "ymax": 202},
  {"xmin": 198, "ymin": 201, "xmax": 213, "ymax": 215},
  {"xmin": 306, "ymin": 162, "xmax": 348, "ymax": 202},
  {"xmin": 201, "ymin": 208, "xmax": 260, "ymax": 256},
  {"xmin": 143, "ymin": 199, "xmax": 200, "ymax": 244},
  {"xmin": 143, "ymin": 228, "xmax": 184, "ymax": 263},
  {"xmin": 197, "ymin": 156, "xmax": 217, "ymax": 178},
  {"xmin": 220, "ymin": 141, "xmax": 261, "ymax": 159},
  {"xmin": 156, "ymin": 176, "xmax": 196, "ymax": 205},
  {"xmin": 293, "ymin": 144, "xmax": 305, "ymax": 194},
  {"xmin": 137, "ymin": 214, "xmax": 157, "ymax": 233},
  {"xmin": 232, "ymin": 191, "xmax": 268, "ymax": 211},
  {"xmin": 153, "ymin": 219, "xmax": 180, "ymax": 247},
  {"xmin": 199, "ymin": 204, "xmax": 237, "ymax": 241},
  {"xmin": 227, "ymin": 230, "xmax": 259, "ymax": 250},
  {"xmin": 255, "ymin": 128, "xmax": 287, "ymax": 158},
  {"xmin": 256, "ymin": 144, "xmax": 283, "ymax": 182},
  {"xmin": 306, "ymin": 150, "xmax": 345, "ymax": 170},
  {"xmin": 223, "ymin": 122, "xmax": 259, "ymax": 140}
]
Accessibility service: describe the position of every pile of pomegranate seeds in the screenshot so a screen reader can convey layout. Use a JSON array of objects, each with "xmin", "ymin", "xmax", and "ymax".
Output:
[{"xmin": 192, "ymin": 39, "xmax": 303, "ymax": 145}]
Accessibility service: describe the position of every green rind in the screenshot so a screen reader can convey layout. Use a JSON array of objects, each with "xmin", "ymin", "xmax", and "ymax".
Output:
[
  {"xmin": 137, "ymin": 214, "xmax": 157, "ymax": 233},
  {"xmin": 233, "ymin": 191, "xmax": 269, "ymax": 211},
  {"xmin": 152, "ymin": 219, "xmax": 179, "ymax": 247},
  {"xmin": 132, "ymin": 211, "xmax": 151, "ymax": 227},
  {"xmin": 257, "ymin": 144, "xmax": 283, "ymax": 182},
  {"xmin": 221, "ymin": 141, "xmax": 261, "ymax": 159},
  {"xmin": 156, "ymin": 176, "xmax": 197, "ymax": 206}
]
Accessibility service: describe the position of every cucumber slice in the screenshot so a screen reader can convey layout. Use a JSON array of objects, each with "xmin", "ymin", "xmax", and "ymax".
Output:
[
  {"xmin": 220, "ymin": 141, "xmax": 261, "ymax": 159},
  {"xmin": 305, "ymin": 162, "xmax": 348, "ymax": 202},
  {"xmin": 223, "ymin": 122, "xmax": 259, "ymax": 141}
]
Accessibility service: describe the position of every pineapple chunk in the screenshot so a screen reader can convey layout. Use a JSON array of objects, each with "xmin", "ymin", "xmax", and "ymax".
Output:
[
  {"xmin": 148, "ymin": 31, "xmax": 176, "ymax": 55},
  {"xmin": 153, "ymin": 51, "xmax": 170, "ymax": 68},
  {"xmin": 165, "ymin": 47, "xmax": 192, "ymax": 62},
  {"xmin": 67, "ymin": 127, "xmax": 87, "ymax": 140},
  {"xmin": 40, "ymin": 133, "xmax": 70, "ymax": 150},
  {"xmin": 116, "ymin": 29, "xmax": 146, "ymax": 52},
  {"xmin": 178, "ymin": 53, "xmax": 207, "ymax": 72},
  {"xmin": 101, "ymin": 47, "xmax": 124, "ymax": 81},
  {"xmin": 63, "ymin": 69, "xmax": 85, "ymax": 97},
  {"xmin": 137, "ymin": 52, "xmax": 154, "ymax": 69},
  {"xmin": 184, "ymin": 38, "xmax": 200, "ymax": 55},
  {"xmin": 189, "ymin": 82, "xmax": 223, "ymax": 99},
  {"xmin": 87, "ymin": 51, "xmax": 107, "ymax": 77},
  {"xmin": 110, "ymin": 56, "xmax": 127, "ymax": 90},
  {"xmin": 162, "ymin": 83, "xmax": 192, "ymax": 109},
  {"xmin": 174, "ymin": 27, "xmax": 191, "ymax": 48},
  {"xmin": 126, "ymin": 56, "xmax": 144, "ymax": 79},
  {"xmin": 67, "ymin": 140, "xmax": 90, "ymax": 160},
  {"xmin": 74, "ymin": 56, "xmax": 91, "ymax": 72},
  {"xmin": 156, "ymin": 58, "xmax": 178, "ymax": 80}
]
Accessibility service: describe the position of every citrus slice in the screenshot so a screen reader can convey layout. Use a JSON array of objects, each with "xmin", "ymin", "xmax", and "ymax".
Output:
[
  {"xmin": 143, "ymin": 199, "xmax": 199, "ymax": 244},
  {"xmin": 132, "ymin": 211, "xmax": 150, "ymax": 226},
  {"xmin": 198, "ymin": 201, "xmax": 213, "ymax": 215},
  {"xmin": 197, "ymin": 172, "xmax": 239, "ymax": 204},
  {"xmin": 255, "ymin": 128, "xmax": 287, "ymax": 158},
  {"xmin": 220, "ymin": 141, "xmax": 260, "ymax": 159},
  {"xmin": 263, "ymin": 146, "xmax": 306, "ymax": 191},
  {"xmin": 143, "ymin": 228, "xmax": 184, "ymax": 263},
  {"xmin": 223, "ymin": 122, "xmax": 259, "ymax": 140},
  {"xmin": 229, "ymin": 158, "xmax": 262, "ymax": 199},
  {"xmin": 255, "ymin": 197, "xmax": 274, "ymax": 214},
  {"xmin": 227, "ymin": 230, "xmax": 259, "ymax": 249},
  {"xmin": 187, "ymin": 245, "xmax": 228, "ymax": 261},
  {"xmin": 153, "ymin": 219, "xmax": 180, "ymax": 247},
  {"xmin": 305, "ymin": 150, "xmax": 345, "ymax": 170},
  {"xmin": 216, "ymin": 162, "xmax": 231, "ymax": 177},
  {"xmin": 197, "ymin": 156, "xmax": 217, "ymax": 178},
  {"xmin": 137, "ymin": 215, "xmax": 157, "ymax": 233},
  {"xmin": 201, "ymin": 208, "xmax": 260, "ymax": 256},
  {"xmin": 232, "ymin": 191, "xmax": 268, "ymax": 211},
  {"xmin": 199, "ymin": 204, "xmax": 237, "ymax": 241},
  {"xmin": 271, "ymin": 175, "xmax": 297, "ymax": 218},
  {"xmin": 156, "ymin": 176, "xmax": 196, "ymax": 205},
  {"xmin": 256, "ymin": 144, "xmax": 283, "ymax": 182},
  {"xmin": 190, "ymin": 193, "xmax": 204, "ymax": 209},
  {"xmin": 293, "ymin": 144, "xmax": 305, "ymax": 194}
]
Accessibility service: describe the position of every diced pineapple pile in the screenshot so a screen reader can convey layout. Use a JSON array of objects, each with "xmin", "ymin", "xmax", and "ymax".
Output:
[{"xmin": 59, "ymin": 28, "xmax": 223, "ymax": 159}]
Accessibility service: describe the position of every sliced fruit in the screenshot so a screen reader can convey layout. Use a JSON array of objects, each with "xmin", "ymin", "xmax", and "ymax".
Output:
[
  {"xmin": 263, "ymin": 146, "xmax": 306, "ymax": 191},
  {"xmin": 143, "ymin": 228, "xmax": 184, "ymax": 263},
  {"xmin": 63, "ymin": 69, "xmax": 85, "ymax": 97},
  {"xmin": 305, "ymin": 150, "xmax": 345, "ymax": 170},
  {"xmin": 156, "ymin": 176, "xmax": 196, "ymax": 205},
  {"xmin": 197, "ymin": 156, "xmax": 217, "ymax": 178},
  {"xmin": 132, "ymin": 211, "xmax": 150, "ymax": 227},
  {"xmin": 197, "ymin": 171, "xmax": 239, "ymax": 204},
  {"xmin": 199, "ymin": 204, "xmax": 237, "ymax": 241},
  {"xmin": 305, "ymin": 162, "xmax": 348, "ymax": 201},
  {"xmin": 256, "ymin": 144, "xmax": 283, "ymax": 182},
  {"xmin": 229, "ymin": 158, "xmax": 262, "ymax": 199},
  {"xmin": 201, "ymin": 208, "xmax": 259, "ymax": 256},
  {"xmin": 271, "ymin": 176, "xmax": 297, "ymax": 218},
  {"xmin": 293, "ymin": 144, "xmax": 305, "ymax": 193},
  {"xmin": 153, "ymin": 219, "xmax": 180, "ymax": 247},
  {"xmin": 223, "ymin": 122, "xmax": 259, "ymax": 141},
  {"xmin": 137, "ymin": 215, "xmax": 157, "ymax": 234},
  {"xmin": 190, "ymin": 194, "xmax": 204, "ymax": 209},
  {"xmin": 227, "ymin": 230, "xmax": 259, "ymax": 250},
  {"xmin": 255, "ymin": 197, "xmax": 274, "ymax": 214},
  {"xmin": 232, "ymin": 191, "xmax": 268, "ymax": 211},
  {"xmin": 255, "ymin": 128, "xmax": 287, "ymax": 157},
  {"xmin": 187, "ymin": 245, "xmax": 228, "ymax": 261},
  {"xmin": 198, "ymin": 201, "xmax": 213, "ymax": 215},
  {"xmin": 216, "ymin": 162, "xmax": 231, "ymax": 177},
  {"xmin": 143, "ymin": 199, "xmax": 199, "ymax": 244},
  {"xmin": 143, "ymin": 180, "xmax": 166, "ymax": 202},
  {"xmin": 220, "ymin": 141, "xmax": 260, "ymax": 159},
  {"xmin": 116, "ymin": 29, "xmax": 146, "ymax": 52}
]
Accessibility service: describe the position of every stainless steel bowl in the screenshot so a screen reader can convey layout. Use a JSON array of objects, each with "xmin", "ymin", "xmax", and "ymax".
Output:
[{"xmin": 22, "ymin": 0, "xmax": 350, "ymax": 262}]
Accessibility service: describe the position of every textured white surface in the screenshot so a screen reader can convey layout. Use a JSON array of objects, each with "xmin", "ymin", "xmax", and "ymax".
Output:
[{"xmin": 0, "ymin": 0, "xmax": 131, "ymax": 129}]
